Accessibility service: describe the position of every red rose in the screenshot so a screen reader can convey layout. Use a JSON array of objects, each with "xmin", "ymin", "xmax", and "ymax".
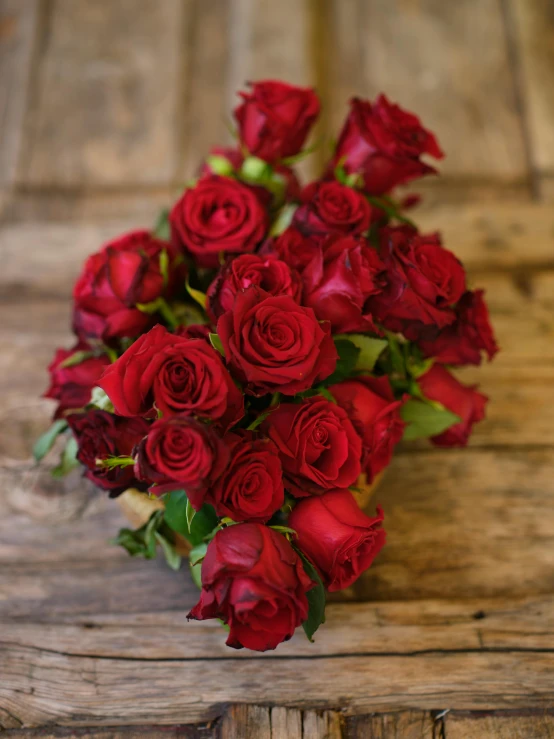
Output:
[
  {"xmin": 368, "ymin": 227, "xmax": 466, "ymax": 339},
  {"xmin": 301, "ymin": 234, "xmax": 386, "ymax": 333},
  {"xmin": 263, "ymin": 397, "xmax": 362, "ymax": 496},
  {"xmin": 98, "ymin": 325, "xmax": 243, "ymax": 429},
  {"xmin": 67, "ymin": 410, "xmax": 149, "ymax": 496},
  {"xmin": 289, "ymin": 490, "xmax": 386, "ymax": 591},
  {"xmin": 330, "ymin": 96, "xmax": 443, "ymax": 195},
  {"xmin": 199, "ymin": 431, "xmax": 284, "ymax": 522},
  {"xmin": 174, "ymin": 323, "xmax": 211, "ymax": 342},
  {"xmin": 134, "ymin": 416, "xmax": 228, "ymax": 498},
  {"xmin": 293, "ymin": 180, "xmax": 372, "ymax": 237},
  {"xmin": 217, "ymin": 287, "xmax": 337, "ymax": 396},
  {"xmin": 169, "ymin": 175, "xmax": 268, "ymax": 268},
  {"xmin": 330, "ymin": 376, "xmax": 405, "ymax": 482},
  {"xmin": 418, "ymin": 364, "xmax": 488, "ymax": 447},
  {"xmin": 261, "ymin": 226, "xmax": 321, "ymax": 274},
  {"xmin": 45, "ymin": 343, "xmax": 110, "ymax": 419},
  {"xmin": 234, "ymin": 80, "xmax": 320, "ymax": 163},
  {"xmin": 188, "ymin": 523, "xmax": 313, "ymax": 651},
  {"xmin": 206, "ymin": 253, "xmax": 302, "ymax": 321},
  {"xmin": 418, "ymin": 289, "xmax": 499, "ymax": 366},
  {"xmin": 72, "ymin": 230, "xmax": 182, "ymax": 341}
]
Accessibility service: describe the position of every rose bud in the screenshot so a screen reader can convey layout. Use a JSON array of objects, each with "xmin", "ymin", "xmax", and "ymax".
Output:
[
  {"xmin": 134, "ymin": 416, "xmax": 228, "ymax": 501},
  {"xmin": 261, "ymin": 226, "xmax": 321, "ymax": 274},
  {"xmin": 217, "ymin": 287, "xmax": 337, "ymax": 396},
  {"xmin": 169, "ymin": 175, "xmax": 268, "ymax": 269},
  {"xmin": 202, "ymin": 431, "xmax": 284, "ymax": 522},
  {"xmin": 206, "ymin": 253, "xmax": 302, "ymax": 321},
  {"xmin": 418, "ymin": 364, "xmax": 488, "ymax": 447},
  {"xmin": 72, "ymin": 230, "xmax": 182, "ymax": 342},
  {"xmin": 418, "ymin": 289, "xmax": 499, "ymax": 366},
  {"xmin": 234, "ymin": 80, "xmax": 320, "ymax": 163},
  {"xmin": 188, "ymin": 523, "xmax": 313, "ymax": 651},
  {"xmin": 368, "ymin": 226, "xmax": 466, "ymax": 339},
  {"xmin": 293, "ymin": 180, "xmax": 372, "ymax": 238},
  {"xmin": 45, "ymin": 343, "xmax": 110, "ymax": 419},
  {"xmin": 301, "ymin": 234, "xmax": 386, "ymax": 333},
  {"xmin": 330, "ymin": 376, "xmax": 405, "ymax": 482},
  {"xmin": 98, "ymin": 324, "xmax": 243, "ymax": 429},
  {"xmin": 329, "ymin": 95, "xmax": 444, "ymax": 195},
  {"xmin": 263, "ymin": 396, "xmax": 362, "ymax": 496},
  {"xmin": 67, "ymin": 410, "xmax": 150, "ymax": 496},
  {"xmin": 289, "ymin": 490, "xmax": 386, "ymax": 591}
]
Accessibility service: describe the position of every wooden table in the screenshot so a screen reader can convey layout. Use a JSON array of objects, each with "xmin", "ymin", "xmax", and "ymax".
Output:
[{"xmin": 1, "ymin": 0, "xmax": 554, "ymax": 736}]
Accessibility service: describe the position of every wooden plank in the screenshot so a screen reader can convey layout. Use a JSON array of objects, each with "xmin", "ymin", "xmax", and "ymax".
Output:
[
  {"xmin": 509, "ymin": 0, "xmax": 554, "ymax": 175},
  {"xmin": 0, "ymin": 727, "xmax": 216, "ymax": 738},
  {"xmin": 0, "ymin": 0, "xmax": 39, "ymax": 186},
  {"xmin": 0, "ymin": 647, "xmax": 552, "ymax": 728},
  {"xmin": 354, "ymin": 0, "xmax": 527, "ymax": 182},
  {"xmin": 18, "ymin": 0, "xmax": 188, "ymax": 187},
  {"xmin": 446, "ymin": 710, "xmax": 554, "ymax": 739},
  {"xmin": 345, "ymin": 710, "xmax": 436, "ymax": 738}
]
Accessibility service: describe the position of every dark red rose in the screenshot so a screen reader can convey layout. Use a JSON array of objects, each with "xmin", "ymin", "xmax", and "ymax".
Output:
[
  {"xmin": 206, "ymin": 253, "xmax": 302, "ymax": 321},
  {"xmin": 261, "ymin": 226, "xmax": 321, "ymax": 274},
  {"xmin": 330, "ymin": 376, "xmax": 405, "ymax": 482},
  {"xmin": 418, "ymin": 289, "xmax": 499, "ymax": 366},
  {"xmin": 217, "ymin": 287, "xmax": 337, "ymax": 396},
  {"xmin": 263, "ymin": 397, "xmax": 362, "ymax": 497},
  {"xmin": 98, "ymin": 325, "xmax": 243, "ymax": 429},
  {"xmin": 174, "ymin": 323, "xmax": 211, "ymax": 342},
  {"xmin": 293, "ymin": 180, "xmax": 372, "ymax": 237},
  {"xmin": 67, "ymin": 410, "xmax": 149, "ymax": 496},
  {"xmin": 188, "ymin": 523, "xmax": 313, "ymax": 651},
  {"xmin": 202, "ymin": 431, "xmax": 284, "ymax": 522},
  {"xmin": 45, "ymin": 343, "xmax": 110, "ymax": 419},
  {"xmin": 72, "ymin": 230, "xmax": 182, "ymax": 342},
  {"xmin": 169, "ymin": 175, "xmax": 268, "ymax": 268},
  {"xmin": 289, "ymin": 490, "xmax": 386, "ymax": 591},
  {"xmin": 301, "ymin": 234, "xmax": 386, "ymax": 333},
  {"xmin": 418, "ymin": 364, "xmax": 488, "ymax": 447},
  {"xmin": 234, "ymin": 80, "xmax": 320, "ymax": 163},
  {"xmin": 368, "ymin": 227, "xmax": 466, "ymax": 339},
  {"xmin": 134, "ymin": 416, "xmax": 227, "ymax": 499},
  {"xmin": 330, "ymin": 95, "xmax": 443, "ymax": 195}
]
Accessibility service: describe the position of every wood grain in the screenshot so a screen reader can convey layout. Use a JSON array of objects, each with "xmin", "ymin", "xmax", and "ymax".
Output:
[{"xmin": 446, "ymin": 711, "xmax": 554, "ymax": 739}]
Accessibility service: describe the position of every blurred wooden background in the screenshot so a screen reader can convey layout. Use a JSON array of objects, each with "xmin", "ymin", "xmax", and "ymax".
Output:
[{"xmin": 2, "ymin": 0, "xmax": 554, "ymax": 736}]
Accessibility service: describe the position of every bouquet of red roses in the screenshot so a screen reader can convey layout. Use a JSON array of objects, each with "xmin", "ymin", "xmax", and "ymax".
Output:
[{"xmin": 36, "ymin": 80, "xmax": 497, "ymax": 652}]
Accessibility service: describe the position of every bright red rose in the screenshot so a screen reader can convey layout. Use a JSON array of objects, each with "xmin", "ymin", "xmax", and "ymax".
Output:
[
  {"xmin": 134, "ymin": 416, "xmax": 228, "ymax": 499},
  {"xmin": 330, "ymin": 376, "xmax": 405, "ymax": 482},
  {"xmin": 98, "ymin": 325, "xmax": 243, "ymax": 429},
  {"xmin": 202, "ymin": 431, "xmax": 284, "ymax": 522},
  {"xmin": 72, "ymin": 230, "xmax": 182, "ymax": 342},
  {"xmin": 217, "ymin": 287, "xmax": 337, "ymax": 396},
  {"xmin": 67, "ymin": 410, "xmax": 149, "ymax": 496},
  {"xmin": 206, "ymin": 254, "xmax": 302, "ymax": 321},
  {"xmin": 169, "ymin": 175, "xmax": 268, "ymax": 268},
  {"xmin": 261, "ymin": 226, "xmax": 321, "ymax": 274},
  {"xmin": 330, "ymin": 95, "xmax": 443, "ymax": 195},
  {"xmin": 188, "ymin": 523, "xmax": 313, "ymax": 651},
  {"xmin": 368, "ymin": 227, "xmax": 466, "ymax": 339},
  {"xmin": 263, "ymin": 397, "xmax": 362, "ymax": 496},
  {"xmin": 234, "ymin": 80, "xmax": 320, "ymax": 163},
  {"xmin": 293, "ymin": 180, "xmax": 372, "ymax": 237},
  {"xmin": 418, "ymin": 289, "xmax": 499, "ymax": 366},
  {"xmin": 45, "ymin": 343, "xmax": 110, "ymax": 419},
  {"xmin": 301, "ymin": 234, "xmax": 386, "ymax": 333},
  {"xmin": 418, "ymin": 364, "xmax": 488, "ymax": 447},
  {"xmin": 289, "ymin": 490, "xmax": 386, "ymax": 591}
]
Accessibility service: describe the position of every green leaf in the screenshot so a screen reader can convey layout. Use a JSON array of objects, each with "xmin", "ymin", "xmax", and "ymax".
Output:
[
  {"xmin": 401, "ymin": 399, "xmax": 461, "ymax": 441},
  {"xmin": 190, "ymin": 559, "xmax": 203, "ymax": 589},
  {"xmin": 335, "ymin": 334, "xmax": 387, "ymax": 372},
  {"xmin": 269, "ymin": 203, "xmax": 298, "ymax": 237},
  {"xmin": 113, "ymin": 510, "xmax": 164, "ymax": 560},
  {"xmin": 185, "ymin": 276, "xmax": 207, "ymax": 310},
  {"xmin": 186, "ymin": 498, "xmax": 196, "ymax": 531},
  {"xmin": 59, "ymin": 350, "xmax": 95, "ymax": 368},
  {"xmin": 164, "ymin": 490, "xmax": 218, "ymax": 546},
  {"xmin": 153, "ymin": 208, "xmax": 171, "ymax": 240},
  {"xmin": 322, "ymin": 339, "xmax": 360, "ymax": 386},
  {"xmin": 298, "ymin": 553, "xmax": 326, "ymax": 642},
  {"xmin": 51, "ymin": 436, "xmax": 79, "ymax": 478},
  {"xmin": 89, "ymin": 386, "xmax": 115, "ymax": 412},
  {"xmin": 33, "ymin": 419, "xmax": 68, "ymax": 462},
  {"xmin": 189, "ymin": 541, "xmax": 208, "ymax": 566},
  {"xmin": 205, "ymin": 154, "xmax": 235, "ymax": 176},
  {"xmin": 209, "ymin": 333, "xmax": 225, "ymax": 357},
  {"xmin": 155, "ymin": 532, "xmax": 182, "ymax": 571},
  {"xmin": 163, "ymin": 489, "xmax": 189, "ymax": 535}
]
